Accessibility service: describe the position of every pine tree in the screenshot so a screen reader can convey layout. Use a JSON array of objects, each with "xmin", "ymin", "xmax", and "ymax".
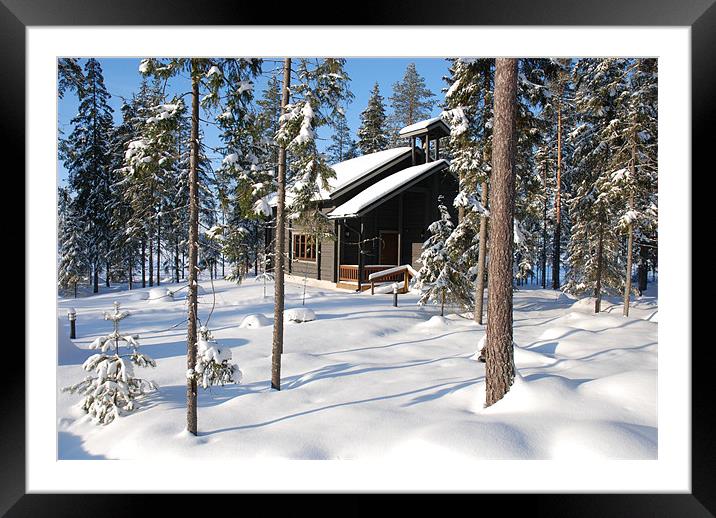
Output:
[
  {"xmin": 484, "ymin": 58, "xmax": 518, "ymax": 408},
  {"xmin": 357, "ymin": 83, "xmax": 389, "ymax": 154},
  {"xmin": 62, "ymin": 301, "xmax": 157, "ymax": 425},
  {"xmin": 565, "ymin": 58, "xmax": 632, "ymax": 312},
  {"xmin": 442, "ymin": 58, "xmax": 493, "ymax": 323},
  {"xmin": 58, "ymin": 189, "xmax": 87, "ymax": 298},
  {"xmin": 61, "ymin": 58, "xmax": 115, "ymax": 293},
  {"xmin": 388, "ymin": 63, "xmax": 436, "ymax": 144},
  {"xmin": 328, "ymin": 114, "xmax": 357, "ymax": 163},
  {"xmin": 416, "ymin": 197, "xmax": 473, "ymax": 315},
  {"xmin": 58, "ymin": 58, "xmax": 84, "ymax": 99}
]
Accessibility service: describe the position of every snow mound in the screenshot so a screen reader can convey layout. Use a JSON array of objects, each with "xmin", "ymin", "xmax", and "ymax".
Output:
[
  {"xmin": 147, "ymin": 287, "xmax": 173, "ymax": 302},
  {"xmin": 126, "ymin": 291, "xmax": 149, "ymax": 301},
  {"xmin": 469, "ymin": 335, "xmax": 487, "ymax": 361},
  {"xmin": 537, "ymin": 325, "xmax": 579, "ymax": 341},
  {"xmin": 417, "ymin": 315, "xmax": 451, "ymax": 329},
  {"xmin": 371, "ymin": 282, "xmax": 400, "ymax": 294},
  {"xmin": 550, "ymin": 421, "xmax": 656, "ymax": 459},
  {"xmin": 239, "ymin": 314, "xmax": 272, "ymax": 329},
  {"xmin": 285, "ymin": 307, "xmax": 316, "ymax": 323}
]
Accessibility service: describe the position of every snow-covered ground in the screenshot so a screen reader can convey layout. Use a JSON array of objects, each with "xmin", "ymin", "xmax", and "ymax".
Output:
[{"xmin": 57, "ymin": 277, "xmax": 657, "ymax": 460}]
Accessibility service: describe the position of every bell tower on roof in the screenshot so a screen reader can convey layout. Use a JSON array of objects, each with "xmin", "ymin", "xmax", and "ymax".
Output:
[{"xmin": 398, "ymin": 116, "xmax": 450, "ymax": 166}]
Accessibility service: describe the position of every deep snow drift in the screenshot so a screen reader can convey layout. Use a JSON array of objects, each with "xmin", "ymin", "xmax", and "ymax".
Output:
[{"xmin": 57, "ymin": 277, "xmax": 657, "ymax": 460}]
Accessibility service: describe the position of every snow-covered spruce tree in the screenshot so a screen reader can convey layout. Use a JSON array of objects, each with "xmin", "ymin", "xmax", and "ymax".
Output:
[
  {"xmin": 195, "ymin": 326, "xmax": 242, "ymax": 389},
  {"xmin": 280, "ymin": 58, "xmax": 353, "ymax": 229},
  {"xmin": 211, "ymin": 59, "xmax": 275, "ymax": 283},
  {"xmin": 61, "ymin": 58, "xmax": 115, "ymax": 293},
  {"xmin": 610, "ymin": 58, "xmax": 658, "ymax": 312},
  {"xmin": 565, "ymin": 58, "xmax": 631, "ymax": 312},
  {"xmin": 327, "ymin": 113, "xmax": 358, "ymax": 163},
  {"xmin": 357, "ymin": 82, "xmax": 389, "ymax": 154},
  {"xmin": 442, "ymin": 57, "xmax": 493, "ymax": 322},
  {"xmin": 62, "ymin": 302, "xmax": 157, "ymax": 425},
  {"xmin": 58, "ymin": 58, "xmax": 84, "ymax": 100},
  {"xmin": 388, "ymin": 63, "xmax": 436, "ymax": 145},
  {"xmin": 58, "ymin": 190, "xmax": 88, "ymax": 298},
  {"xmin": 416, "ymin": 197, "xmax": 473, "ymax": 315}
]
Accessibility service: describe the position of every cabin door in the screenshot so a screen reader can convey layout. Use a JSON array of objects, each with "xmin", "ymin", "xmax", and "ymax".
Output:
[{"xmin": 379, "ymin": 231, "xmax": 399, "ymax": 265}]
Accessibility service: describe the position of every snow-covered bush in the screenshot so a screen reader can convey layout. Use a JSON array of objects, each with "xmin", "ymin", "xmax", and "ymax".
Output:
[
  {"xmin": 62, "ymin": 302, "xmax": 157, "ymax": 425},
  {"xmin": 193, "ymin": 326, "xmax": 242, "ymax": 389}
]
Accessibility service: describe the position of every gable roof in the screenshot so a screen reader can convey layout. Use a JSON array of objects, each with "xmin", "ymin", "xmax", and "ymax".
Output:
[
  {"xmin": 398, "ymin": 116, "xmax": 451, "ymax": 139},
  {"xmin": 327, "ymin": 159, "xmax": 450, "ymax": 219},
  {"xmin": 265, "ymin": 147, "xmax": 413, "ymax": 208},
  {"xmin": 327, "ymin": 146, "xmax": 413, "ymax": 198}
]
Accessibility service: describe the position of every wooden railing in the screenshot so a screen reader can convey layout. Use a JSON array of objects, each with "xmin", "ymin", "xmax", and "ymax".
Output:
[
  {"xmin": 338, "ymin": 264, "xmax": 395, "ymax": 283},
  {"xmin": 367, "ymin": 264, "xmax": 419, "ymax": 295}
]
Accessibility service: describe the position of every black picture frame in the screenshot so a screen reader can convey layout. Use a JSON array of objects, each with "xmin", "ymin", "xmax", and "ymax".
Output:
[{"xmin": 6, "ymin": 0, "xmax": 712, "ymax": 514}]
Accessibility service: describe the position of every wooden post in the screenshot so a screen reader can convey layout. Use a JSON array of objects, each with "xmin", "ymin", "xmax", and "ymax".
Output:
[
  {"xmin": 411, "ymin": 136, "xmax": 416, "ymax": 166},
  {"xmin": 424, "ymin": 135, "xmax": 430, "ymax": 163}
]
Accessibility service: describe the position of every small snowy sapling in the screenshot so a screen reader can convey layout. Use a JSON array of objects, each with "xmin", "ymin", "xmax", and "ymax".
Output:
[
  {"xmin": 62, "ymin": 301, "xmax": 157, "ymax": 425},
  {"xmin": 193, "ymin": 326, "xmax": 242, "ymax": 389}
]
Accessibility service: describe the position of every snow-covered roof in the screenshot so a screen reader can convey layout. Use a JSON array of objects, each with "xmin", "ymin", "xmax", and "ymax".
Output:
[
  {"xmin": 328, "ymin": 159, "xmax": 450, "ymax": 219},
  {"xmin": 398, "ymin": 116, "xmax": 451, "ymax": 138},
  {"xmin": 327, "ymin": 147, "xmax": 413, "ymax": 197},
  {"xmin": 266, "ymin": 147, "xmax": 413, "ymax": 208}
]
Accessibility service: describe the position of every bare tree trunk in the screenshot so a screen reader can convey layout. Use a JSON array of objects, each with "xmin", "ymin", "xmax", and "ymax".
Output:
[
  {"xmin": 485, "ymin": 58, "xmax": 517, "ymax": 408},
  {"xmin": 623, "ymin": 139, "xmax": 636, "ymax": 316},
  {"xmin": 271, "ymin": 58, "xmax": 291, "ymax": 391},
  {"xmin": 638, "ymin": 244, "xmax": 648, "ymax": 294},
  {"xmin": 148, "ymin": 236, "xmax": 154, "ymax": 287},
  {"xmin": 474, "ymin": 183, "xmax": 489, "ymax": 324},
  {"xmin": 157, "ymin": 208, "xmax": 161, "ymax": 286},
  {"xmin": 129, "ymin": 254, "xmax": 133, "ymax": 290},
  {"xmin": 186, "ymin": 64, "xmax": 200, "ymax": 435},
  {"xmin": 105, "ymin": 260, "xmax": 110, "ymax": 287},
  {"xmin": 594, "ymin": 224, "xmax": 604, "ymax": 314},
  {"xmin": 541, "ymin": 163, "xmax": 548, "ymax": 289},
  {"xmin": 175, "ymin": 236, "xmax": 180, "ymax": 283},
  {"xmin": 93, "ymin": 263, "xmax": 99, "ymax": 293},
  {"xmin": 552, "ymin": 96, "xmax": 563, "ymax": 290},
  {"xmin": 141, "ymin": 238, "xmax": 146, "ymax": 288}
]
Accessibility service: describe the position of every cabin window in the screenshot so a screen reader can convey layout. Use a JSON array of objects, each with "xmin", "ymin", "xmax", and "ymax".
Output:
[{"xmin": 293, "ymin": 233, "xmax": 316, "ymax": 262}]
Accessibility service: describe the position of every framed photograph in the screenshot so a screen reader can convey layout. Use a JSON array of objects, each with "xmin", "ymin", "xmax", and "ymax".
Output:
[{"xmin": 8, "ymin": 0, "xmax": 711, "ymax": 513}]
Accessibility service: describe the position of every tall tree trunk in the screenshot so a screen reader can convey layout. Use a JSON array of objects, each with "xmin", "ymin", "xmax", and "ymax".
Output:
[
  {"xmin": 552, "ymin": 96, "xmax": 562, "ymax": 290},
  {"xmin": 623, "ymin": 138, "xmax": 636, "ymax": 316},
  {"xmin": 541, "ymin": 163, "xmax": 548, "ymax": 289},
  {"xmin": 128, "ymin": 255, "xmax": 133, "ymax": 290},
  {"xmin": 141, "ymin": 238, "xmax": 146, "ymax": 288},
  {"xmin": 186, "ymin": 64, "xmax": 200, "ymax": 435},
  {"xmin": 148, "ymin": 236, "xmax": 154, "ymax": 287},
  {"xmin": 175, "ymin": 236, "xmax": 180, "ymax": 283},
  {"xmin": 594, "ymin": 223, "xmax": 604, "ymax": 313},
  {"xmin": 485, "ymin": 58, "xmax": 518, "ymax": 408},
  {"xmin": 474, "ymin": 182, "xmax": 489, "ymax": 324},
  {"xmin": 156, "ymin": 209, "xmax": 161, "ymax": 286},
  {"xmin": 105, "ymin": 260, "xmax": 110, "ymax": 287},
  {"xmin": 271, "ymin": 58, "xmax": 291, "ymax": 391},
  {"xmin": 93, "ymin": 263, "xmax": 99, "ymax": 293},
  {"xmin": 638, "ymin": 244, "xmax": 649, "ymax": 294}
]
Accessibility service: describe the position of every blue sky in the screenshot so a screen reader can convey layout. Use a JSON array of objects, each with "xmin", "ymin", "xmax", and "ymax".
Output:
[{"xmin": 57, "ymin": 58, "xmax": 451, "ymax": 185}]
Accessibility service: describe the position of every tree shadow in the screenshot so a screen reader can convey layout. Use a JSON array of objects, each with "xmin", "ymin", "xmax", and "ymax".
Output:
[{"xmin": 57, "ymin": 431, "xmax": 108, "ymax": 460}]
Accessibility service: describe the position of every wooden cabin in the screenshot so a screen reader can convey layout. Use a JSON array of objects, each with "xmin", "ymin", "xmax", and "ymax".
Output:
[{"xmin": 268, "ymin": 116, "xmax": 458, "ymax": 291}]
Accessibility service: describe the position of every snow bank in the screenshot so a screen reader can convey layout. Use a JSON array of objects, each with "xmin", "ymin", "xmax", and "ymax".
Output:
[
  {"xmin": 417, "ymin": 315, "xmax": 451, "ymax": 330},
  {"xmin": 239, "ymin": 314, "xmax": 272, "ymax": 329},
  {"xmin": 285, "ymin": 307, "xmax": 316, "ymax": 323},
  {"xmin": 147, "ymin": 288, "xmax": 173, "ymax": 302}
]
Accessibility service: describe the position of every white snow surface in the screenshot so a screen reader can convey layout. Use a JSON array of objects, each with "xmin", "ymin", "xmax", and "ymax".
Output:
[
  {"xmin": 57, "ymin": 278, "xmax": 657, "ymax": 460},
  {"xmin": 328, "ymin": 159, "xmax": 449, "ymax": 219},
  {"xmin": 285, "ymin": 307, "xmax": 316, "ymax": 323}
]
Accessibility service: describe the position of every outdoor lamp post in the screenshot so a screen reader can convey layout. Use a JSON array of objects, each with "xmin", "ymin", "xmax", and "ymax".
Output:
[{"xmin": 68, "ymin": 308, "xmax": 76, "ymax": 339}]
